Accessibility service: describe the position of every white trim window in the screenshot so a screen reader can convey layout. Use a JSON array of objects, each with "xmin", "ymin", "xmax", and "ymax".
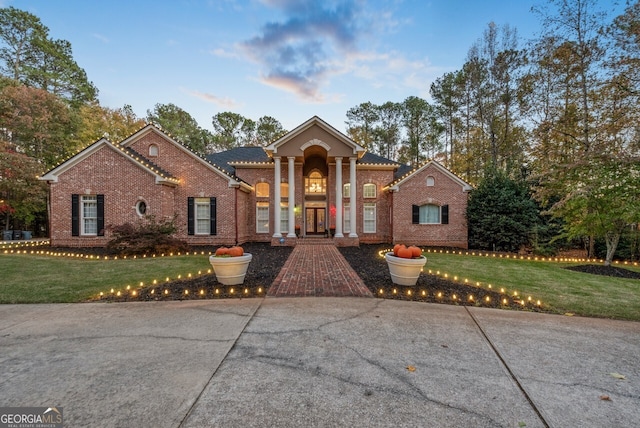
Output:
[
  {"xmin": 256, "ymin": 182, "xmax": 269, "ymax": 198},
  {"xmin": 195, "ymin": 198, "xmax": 211, "ymax": 234},
  {"xmin": 363, "ymin": 203, "xmax": 376, "ymax": 233},
  {"xmin": 419, "ymin": 204, "xmax": 440, "ymax": 224},
  {"xmin": 256, "ymin": 202, "xmax": 269, "ymax": 233},
  {"xmin": 343, "ymin": 203, "xmax": 350, "ymax": 233},
  {"xmin": 343, "ymin": 183, "xmax": 350, "ymax": 198},
  {"xmin": 280, "ymin": 203, "xmax": 289, "ymax": 234},
  {"xmin": 363, "ymin": 183, "xmax": 376, "ymax": 198},
  {"xmin": 81, "ymin": 195, "xmax": 98, "ymax": 235}
]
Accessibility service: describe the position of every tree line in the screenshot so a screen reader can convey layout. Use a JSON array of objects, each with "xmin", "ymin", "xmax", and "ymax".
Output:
[
  {"xmin": 0, "ymin": 1, "xmax": 639, "ymax": 265},
  {"xmin": 346, "ymin": 0, "xmax": 640, "ymax": 265}
]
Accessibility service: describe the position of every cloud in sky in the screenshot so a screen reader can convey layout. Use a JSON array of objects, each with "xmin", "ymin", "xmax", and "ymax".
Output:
[
  {"xmin": 188, "ymin": 90, "xmax": 241, "ymax": 108},
  {"xmin": 235, "ymin": 0, "xmax": 440, "ymax": 102},
  {"xmin": 92, "ymin": 33, "xmax": 109, "ymax": 43},
  {"xmin": 240, "ymin": 0, "xmax": 362, "ymax": 101}
]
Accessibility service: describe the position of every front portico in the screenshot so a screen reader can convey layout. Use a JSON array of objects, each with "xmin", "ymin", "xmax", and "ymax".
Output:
[{"xmin": 265, "ymin": 117, "xmax": 365, "ymax": 246}]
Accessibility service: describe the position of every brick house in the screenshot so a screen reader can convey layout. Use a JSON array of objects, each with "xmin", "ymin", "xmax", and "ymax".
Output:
[{"xmin": 40, "ymin": 116, "xmax": 471, "ymax": 248}]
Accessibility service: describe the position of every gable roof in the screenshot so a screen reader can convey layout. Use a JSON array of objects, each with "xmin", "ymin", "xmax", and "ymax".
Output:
[
  {"xmin": 39, "ymin": 138, "xmax": 180, "ymax": 186},
  {"xmin": 385, "ymin": 160, "xmax": 472, "ymax": 192},
  {"xmin": 265, "ymin": 116, "xmax": 366, "ymax": 158},
  {"xmin": 119, "ymin": 124, "xmax": 251, "ymax": 189},
  {"xmin": 40, "ymin": 124, "xmax": 252, "ymax": 191}
]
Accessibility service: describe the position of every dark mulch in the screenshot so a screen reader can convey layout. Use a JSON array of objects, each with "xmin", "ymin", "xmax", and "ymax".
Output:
[
  {"xmin": 565, "ymin": 264, "xmax": 640, "ymax": 279},
  {"xmin": 95, "ymin": 242, "xmax": 546, "ymax": 312},
  {"xmin": 95, "ymin": 242, "xmax": 292, "ymax": 302},
  {"xmin": 339, "ymin": 245, "xmax": 544, "ymax": 311}
]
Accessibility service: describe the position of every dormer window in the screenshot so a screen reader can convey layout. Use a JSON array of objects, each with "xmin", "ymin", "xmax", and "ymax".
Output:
[{"xmin": 149, "ymin": 144, "xmax": 159, "ymax": 157}]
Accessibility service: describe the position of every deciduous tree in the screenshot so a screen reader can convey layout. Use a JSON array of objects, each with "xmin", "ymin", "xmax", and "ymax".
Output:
[{"xmin": 146, "ymin": 103, "xmax": 211, "ymax": 153}]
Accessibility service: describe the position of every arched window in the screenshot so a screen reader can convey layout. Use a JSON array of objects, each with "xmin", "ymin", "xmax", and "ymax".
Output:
[
  {"xmin": 148, "ymin": 144, "xmax": 159, "ymax": 157},
  {"xmin": 426, "ymin": 176, "xmax": 435, "ymax": 186},
  {"xmin": 363, "ymin": 183, "xmax": 376, "ymax": 198},
  {"xmin": 256, "ymin": 182, "xmax": 269, "ymax": 197},
  {"xmin": 305, "ymin": 171, "xmax": 326, "ymax": 194},
  {"xmin": 281, "ymin": 182, "xmax": 289, "ymax": 198}
]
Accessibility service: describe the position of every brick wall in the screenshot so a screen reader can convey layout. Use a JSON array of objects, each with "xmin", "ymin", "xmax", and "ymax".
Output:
[
  {"xmin": 351, "ymin": 169, "xmax": 394, "ymax": 243},
  {"xmin": 391, "ymin": 164, "xmax": 469, "ymax": 248},
  {"xmin": 49, "ymin": 132, "xmax": 241, "ymax": 247},
  {"xmin": 49, "ymin": 145, "xmax": 172, "ymax": 247},
  {"xmin": 48, "ymin": 128, "xmax": 468, "ymax": 249},
  {"xmin": 127, "ymin": 131, "xmax": 238, "ymax": 246}
]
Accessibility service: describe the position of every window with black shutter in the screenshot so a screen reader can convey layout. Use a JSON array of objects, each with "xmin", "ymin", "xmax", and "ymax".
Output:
[
  {"xmin": 441, "ymin": 205, "xmax": 449, "ymax": 224},
  {"xmin": 187, "ymin": 197, "xmax": 195, "ymax": 235},
  {"xmin": 71, "ymin": 194, "xmax": 79, "ymax": 236},
  {"xmin": 209, "ymin": 197, "xmax": 217, "ymax": 235},
  {"xmin": 97, "ymin": 194, "xmax": 105, "ymax": 236}
]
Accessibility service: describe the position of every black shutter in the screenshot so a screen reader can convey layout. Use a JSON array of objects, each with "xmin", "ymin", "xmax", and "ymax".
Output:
[
  {"xmin": 71, "ymin": 194, "xmax": 79, "ymax": 236},
  {"xmin": 187, "ymin": 197, "xmax": 194, "ymax": 235},
  {"xmin": 441, "ymin": 205, "xmax": 449, "ymax": 224},
  {"xmin": 412, "ymin": 205, "xmax": 419, "ymax": 224},
  {"xmin": 97, "ymin": 194, "xmax": 105, "ymax": 236},
  {"xmin": 209, "ymin": 197, "xmax": 217, "ymax": 235}
]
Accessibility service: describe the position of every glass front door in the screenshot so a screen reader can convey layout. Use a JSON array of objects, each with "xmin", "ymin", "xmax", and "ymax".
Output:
[{"xmin": 305, "ymin": 208, "xmax": 326, "ymax": 235}]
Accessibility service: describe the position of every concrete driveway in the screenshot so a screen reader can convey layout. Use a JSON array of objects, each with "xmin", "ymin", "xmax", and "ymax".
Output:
[{"xmin": 1, "ymin": 298, "xmax": 638, "ymax": 427}]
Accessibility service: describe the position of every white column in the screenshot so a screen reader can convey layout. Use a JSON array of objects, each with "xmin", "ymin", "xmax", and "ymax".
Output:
[
  {"xmin": 272, "ymin": 156, "xmax": 281, "ymax": 238},
  {"xmin": 287, "ymin": 156, "xmax": 296, "ymax": 238},
  {"xmin": 334, "ymin": 157, "xmax": 344, "ymax": 238},
  {"xmin": 349, "ymin": 157, "xmax": 358, "ymax": 237}
]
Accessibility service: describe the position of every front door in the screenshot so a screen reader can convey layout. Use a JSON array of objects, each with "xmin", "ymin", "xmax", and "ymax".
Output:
[{"xmin": 305, "ymin": 208, "xmax": 326, "ymax": 235}]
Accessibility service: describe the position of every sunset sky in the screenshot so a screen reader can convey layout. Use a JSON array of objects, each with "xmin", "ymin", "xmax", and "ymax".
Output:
[{"xmin": 6, "ymin": 0, "xmax": 614, "ymax": 133}]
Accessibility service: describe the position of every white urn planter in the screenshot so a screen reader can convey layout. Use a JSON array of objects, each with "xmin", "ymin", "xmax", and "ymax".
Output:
[
  {"xmin": 385, "ymin": 252, "xmax": 427, "ymax": 286},
  {"xmin": 209, "ymin": 253, "xmax": 253, "ymax": 285}
]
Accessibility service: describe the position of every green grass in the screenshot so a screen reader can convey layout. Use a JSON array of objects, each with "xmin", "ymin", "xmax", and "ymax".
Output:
[
  {"xmin": 0, "ymin": 253, "xmax": 210, "ymax": 303},
  {"xmin": 2, "ymin": 249, "xmax": 640, "ymax": 321},
  {"xmin": 424, "ymin": 251, "xmax": 640, "ymax": 321}
]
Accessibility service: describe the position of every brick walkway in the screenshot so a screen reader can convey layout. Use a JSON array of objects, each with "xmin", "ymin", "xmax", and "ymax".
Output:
[{"xmin": 267, "ymin": 238, "xmax": 373, "ymax": 297}]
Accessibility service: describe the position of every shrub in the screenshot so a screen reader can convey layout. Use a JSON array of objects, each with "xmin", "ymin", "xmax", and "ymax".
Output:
[{"xmin": 106, "ymin": 215, "xmax": 189, "ymax": 256}]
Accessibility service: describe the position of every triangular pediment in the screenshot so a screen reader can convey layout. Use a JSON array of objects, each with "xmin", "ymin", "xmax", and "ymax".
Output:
[{"xmin": 265, "ymin": 116, "xmax": 365, "ymax": 159}]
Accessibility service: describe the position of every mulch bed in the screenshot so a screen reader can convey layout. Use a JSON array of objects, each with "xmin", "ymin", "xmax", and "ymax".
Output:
[
  {"xmin": 338, "ymin": 245, "xmax": 545, "ymax": 311},
  {"xmin": 94, "ymin": 242, "xmax": 292, "ymax": 302},
  {"xmin": 564, "ymin": 264, "xmax": 640, "ymax": 279},
  {"xmin": 79, "ymin": 242, "xmax": 637, "ymax": 307}
]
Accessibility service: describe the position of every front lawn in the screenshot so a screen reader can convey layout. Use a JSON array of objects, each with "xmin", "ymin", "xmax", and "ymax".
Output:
[
  {"xmin": 1, "ymin": 246, "xmax": 639, "ymax": 321},
  {"xmin": 424, "ymin": 250, "xmax": 640, "ymax": 321},
  {"xmin": 0, "ymin": 252, "xmax": 209, "ymax": 303}
]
